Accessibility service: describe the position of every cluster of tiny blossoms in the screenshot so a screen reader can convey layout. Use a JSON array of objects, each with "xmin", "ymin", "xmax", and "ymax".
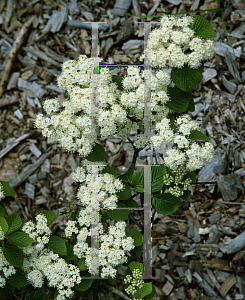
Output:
[
  {"xmin": 140, "ymin": 15, "xmax": 215, "ymax": 69},
  {"xmin": 124, "ymin": 268, "xmax": 144, "ymax": 300},
  {"xmin": 0, "ymin": 248, "xmax": 16, "ymax": 288},
  {"xmin": 22, "ymin": 246, "xmax": 81, "ymax": 300},
  {"xmin": 151, "ymin": 114, "xmax": 214, "ymax": 172},
  {"xmin": 22, "ymin": 214, "xmax": 51, "ymax": 251},
  {"xmin": 65, "ymin": 166, "xmax": 135, "ymax": 278}
]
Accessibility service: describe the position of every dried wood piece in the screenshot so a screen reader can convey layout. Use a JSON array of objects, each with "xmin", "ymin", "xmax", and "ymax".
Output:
[
  {"xmin": 0, "ymin": 132, "xmax": 32, "ymax": 159},
  {"xmin": 216, "ymin": 173, "xmax": 244, "ymax": 201},
  {"xmin": 42, "ymin": 10, "xmax": 67, "ymax": 33},
  {"xmin": 200, "ymin": 258, "xmax": 233, "ymax": 272},
  {"xmin": 224, "ymin": 50, "xmax": 242, "ymax": 83},
  {"xmin": 22, "ymin": 46, "xmax": 61, "ymax": 67},
  {"xmin": 0, "ymin": 16, "xmax": 34, "ymax": 97},
  {"xmin": 24, "ymin": 182, "xmax": 35, "ymax": 200},
  {"xmin": 193, "ymin": 272, "xmax": 219, "ymax": 297},
  {"xmin": 222, "ymin": 75, "xmax": 237, "ymax": 93},
  {"xmin": 115, "ymin": 19, "xmax": 134, "ymax": 44},
  {"xmin": 67, "ymin": 20, "xmax": 109, "ymax": 31},
  {"xmin": 219, "ymin": 274, "xmax": 237, "ymax": 296},
  {"xmin": 9, "ymin": 150, "xmax": 53, "ymax": 189},
  {"xmin": 112, "ymin": 0, "xmax": 132, "ymax": 16},
  {"xmin": 32, "ymin": 65, "xmax": 54, "ymax": 83},
  {"xmin": 0, "ymin": 95, "xmax": 18, "ymax": 108}
]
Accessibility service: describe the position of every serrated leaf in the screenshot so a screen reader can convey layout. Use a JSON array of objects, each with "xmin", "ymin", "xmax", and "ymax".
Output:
[
  {"xmin": 0, "ymin": 282, "xmax": 15, "ymax": 300},
  {"xmin": 39, "ymin": 210, "xmax": 57, "ymax": 226},
  {"xmin": 130, "ymin": 245, "xmax": 142, "ymax": 259},
  {"xmin": 171, "ymin": 64, "xmax": 204, "ymax": 92},
  {"xmin": 118, "ymin": 164, "xmax": 134, "ymax": 183},
  {"xmin": 122, "ymin": 199, "xmax": 139, "ymax": 208},
  {"xmin": 0, "ymin": 205, "xmax": 6, "ymax": 217},
  {"xmin": 61, "ymin": 243, "xmax": 78, "ymax": 261},
  {"xmin": 112, "ymin": 75, "xmax": 123, "ymax": 89},
  {"xmin": 107, "ymin": 203, "xmax": 130, "ymax": 221},
  {"xmin": 8, "ymin": 232, "xmax": 35, "ymax": 247},
  {"xmin": 137, "ymin": 282, "xmax": 152, "ymax": 299},
  {"xmin": 144, "ymin": 285, "xmax": 156, "ymax": 300},
  {"xmin": 189, "ymin": 129, "xmax": 210, "ymax": 141},
  {"xmin": 165, "ymin": 86, "xmax": 193, "ymax": 113},
  {"xmin": 6, "ymin": 213, "xmax": 22, "ymax": 235},
  {"xmin": 151, "ymin": 165, "xmax": 166, "ymax": 193},
  {"xmin": 0, "ymin": 217, "xmax": 8, "ymax": 234},
  {"xmin": 100, "ymin": 166, "xmax": 117, "ymax": 177},
  {"xmin": 129, "ymin": 261, "xmax": 143, "ymax": 274},
  {"xmin": 7, "ymin": 270, "xmax": 29, "ymax": 287},
  {"xmin": 0, "ymin": 181, "xmax": 16, "ymax": 197},
  {"xmin": 187, "ymin": 96, "xmax": 195, "ymax": 112},
  {"xmin": 131, "ymin": 169, "xmax": 144, "ymax": 193},
  {"xmin": 47, "ymin": 236, "xmax": 67, "ymax": 256},
  {"xmin": 2, "ymin": 244, "xmax": 24, "ymax": 267},
  {"xmin": 180, "ymin": 190, "xmax": 191, "ymax": 201},
  {"xmin": 78, "ymin": 258, "xmax": 88, "ymax": 271},
  {"xmin": 74, "ymin": 278, "xmax": 94, "ymax": 291},
  {"xmin": 116, "ymin": 182, "xmax": 132, "ymax": 200},
  {"xmin": 190, "ymin": 15, "xmax": 216, "ymax": 38},
  {"xmin": 84, "ymin": 143, "xmax": 105, "ymax": 162},
  {"xmin": 24, "ymin": 288, "xmax": 46, "ymax": 300},
  {"xmin": 152, "ymin": 193, "xmax": 182, "ymax": 215},
  {"xmin": 126, "ymin": 229, "xmax": 143, "ymax": 247}
]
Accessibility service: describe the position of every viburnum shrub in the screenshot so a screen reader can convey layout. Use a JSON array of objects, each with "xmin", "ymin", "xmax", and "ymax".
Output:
[{"xmin": 0, "ymin": 14, "xmax": 216, "ymax": 300}]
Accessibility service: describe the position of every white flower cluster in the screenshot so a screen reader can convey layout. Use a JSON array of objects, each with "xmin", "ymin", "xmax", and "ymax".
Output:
[
  {"xmin": 73, "ymin": 166, "xmax": 124, "ymax": 208},
  {"xmin": 69, "ymin": 167, "xmax": 135, "ymax": 278},
  {"xmin": 22, "ymin": 214, "xmax": 51, "ymax": 251},
  {"xmin": 22, "ymin": 246, "xmax": 81, "ymax": 300},
  {"xmin": 151, "ymin": 114, "xmax": 214, "ymax": 171},
  {"xmin": 0, "ymin": 248, "xmax": 16, "ymax": 288},
  {"xmin": 140, "ymin": 15, "xmax": 215, "ymax": 69},
  {"xmin": 0, "ymin": 183, "xmax": 5, "ymax": 201},
  {"xmin": 124, "ymin": 268, "xmax": 144, "ymax": 299}
]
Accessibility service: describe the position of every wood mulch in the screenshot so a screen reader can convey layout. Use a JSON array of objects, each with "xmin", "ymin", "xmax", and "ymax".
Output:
[{"xmin": 1, "ymin": 0, "xmax": 245, "ymax": 299}]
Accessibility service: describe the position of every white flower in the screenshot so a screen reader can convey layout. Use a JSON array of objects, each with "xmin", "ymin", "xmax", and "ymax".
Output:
[{"xmin": 0, "ymin": 183, "xmax": 5, "ymax": 201}]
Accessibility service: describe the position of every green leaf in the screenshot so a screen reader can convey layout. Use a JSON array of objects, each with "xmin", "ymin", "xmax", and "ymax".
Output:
[
  {"xmin": 112, "ymin": 75, "xmax": 123, "ymax": 89},
  {"xmin": 187, "ymin": 96, "xmax": 195, "ymax": 112},
  {"xmin": 126, "ymin": 229, "xmax": 143, "ymax": 247},
  {"xmin": 152, "ymin": 193, "xmax": 182, "ymax": 215},
  {"xmin": 39, "ymin": 210, "xmax": 57, "ymax": 226},
  {"xmin": 7, "ymin": 270, "xmax": 29, "ymax": 287},
  {"xmin": 61, "ymin": 243, "xmax": 78, "ymax": 261},
  {"xmin": 47, "ymin": 236, "xmax": 67, "ymax": 256},
  {"xmin": 8, "ymin": 232, "xmax": 35, "ymax": 247},
  {"xmin": 24, "ymin": 288, "xmax": 46, "ymax": 300},
  {"xmin": 190, "ymin": 15, "xmax": 216, "ymax": 38},
  {"xmin": 78, "ymin": 258, "xmax": 88, "ymax": 271},
  {"xmin": 118, "ymin": 164, "xmax": 134, "ymax": 183},
  {"xmin": 100, "ymin": 166, "xmax": 117, "ymax": 177},
  {"xmin": 74, "ymin": 278, "xmax": 94, "ymax": 291},
  {"xmin": 84, "ymin": 143, "xmax": 105, "ymax": 162},
  {"xmin": 124, "ymin": 266, "xmax": 133, "ymax": 280},
  {"xmin": 0, "ymin": 282, "xmax": 15, "ymax": 300},
  {"xmin": 151, "ymin": 165, "xmax": 166, "ymax": 193},
  {"xmin": 72, "ymin": 211, "xmax": 79, "ymax": 221},
  {"xmin": 0, "ymin": 181, "xmax": 16, "ymax": 196},
  {"xmin": 189, "ymin": 129, "xmax": 210, "ymax": 141},
  {"xmin": 145, "ymin": 285, "xmax": 156, "ymax": 300},
  {"xmin": 116, "ymin": 182, "xmax": 132, "ymax": 200},
  {"xmin": 100, "ymin": 212, "xmax": 110, "ymax": 223},
  {"xmin": 6, "ymin": 213, "xmax": 22, "ymax": 235},
  {"xmin": 0, "ymin": 205, "xmax": 6, "ymax": 217},
  {"xmin": 171, "ymin": 64, "xmax": 204, "ymax": 92},
  {"xmin": 122, "ymin": 199, "xmax": 139, "ymax": 208},
  {"xmin": 0, "ymin": 217, "xmax": 8, "ymax": 234},
  {"xmin": 137, "ymin": 282, "xmax": 152, "ymax": 299},
  {"xmin": 165, "ymin": 86, "xmax": 193, "ymax": 113},
  {"xmin": 107, "ymin": 203, "xmax": 130, "ymax": 221},
  {"xmin": 181, "ymin": 171, "xmax": 196, "ymax": 183},
  {"xmin": 130, "ymin": 244, "xmax": 142, "ymax": 259},
  {"xmin": 2, "ymin": 244, "xmax": 24, "ymax": 267},
  {"xmin": 132, "ymin": 169, "xmax": 144, "ymax": 193},
  {"xmin": 129, "ymin": 261, "xmax": 143, "ymax": 274},
  {"xmin": 180, "ymin": 190, "xmax": 191, "ymax": 201}
]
